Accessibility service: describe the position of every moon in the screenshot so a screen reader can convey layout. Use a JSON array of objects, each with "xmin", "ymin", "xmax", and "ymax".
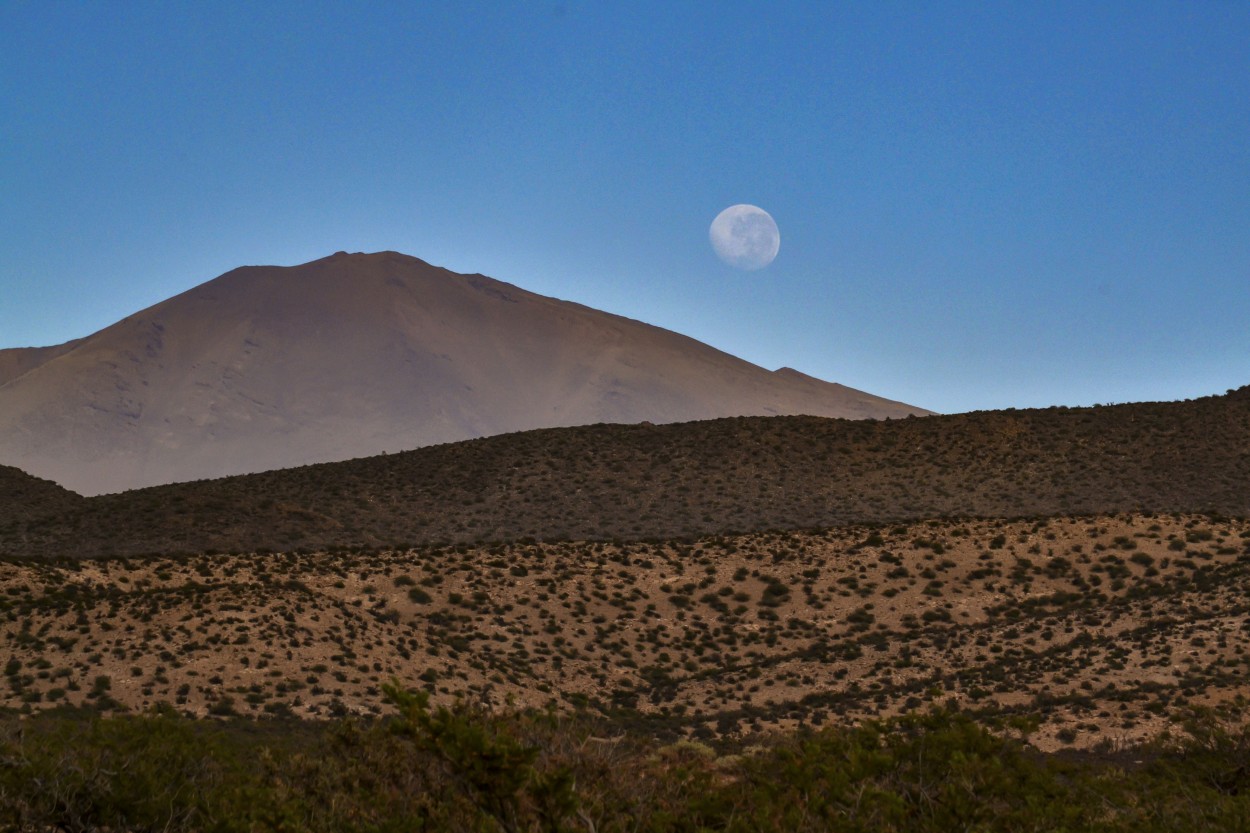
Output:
[{"xmin": 709, "ymin": 204, "xmax": 780, "ymax": 270}]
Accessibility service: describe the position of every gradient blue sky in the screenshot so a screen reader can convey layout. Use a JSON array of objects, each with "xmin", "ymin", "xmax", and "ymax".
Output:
[{"xmin": 3, "ymin": 2, "xmax": 1247, "ymax": 414}]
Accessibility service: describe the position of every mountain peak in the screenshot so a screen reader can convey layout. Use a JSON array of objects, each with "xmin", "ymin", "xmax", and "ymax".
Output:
[{"xmin": 0, "ymin": 253, "xmax": 929, "ymax": 494}]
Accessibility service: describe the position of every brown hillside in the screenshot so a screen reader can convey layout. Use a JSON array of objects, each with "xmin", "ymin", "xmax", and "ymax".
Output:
[
  {"xmin": 0, "ymin": 251, "xmax": 927, "ymax": 495},
  {"xmin": 0, "ymin": 339, "xmax": 82, "ymax": 387},
  {"xmin": 3, "ymin": 513, "xmax": 1247, "ymax": 750},
  {"xmin": 2, "ymin": 390, "xmax": 1247, "ymax": 558}
]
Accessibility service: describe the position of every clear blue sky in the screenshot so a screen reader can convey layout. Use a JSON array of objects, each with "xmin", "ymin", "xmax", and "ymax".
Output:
[{"xmin": 2, "ymin": 2, "xmax": 1247, "ymax": 413}]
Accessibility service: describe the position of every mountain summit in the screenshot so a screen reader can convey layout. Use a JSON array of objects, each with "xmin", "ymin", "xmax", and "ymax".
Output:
[{"xmin": 0, "ymin": 251, "xmax": 929, "ymax": 494}]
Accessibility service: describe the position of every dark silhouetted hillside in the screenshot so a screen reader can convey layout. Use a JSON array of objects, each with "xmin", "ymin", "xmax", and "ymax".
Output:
[
  {"xmin": 0, "ymin": 464, "xmax": 84, "ymax": 526},
  {"xmin": 2, "ymin": 389, "xmax": 1247, "ymax": 558}
]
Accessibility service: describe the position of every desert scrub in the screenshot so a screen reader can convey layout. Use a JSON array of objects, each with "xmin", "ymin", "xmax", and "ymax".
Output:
[{"xmin": 5, "ymin": 699, "xmax": 1250, "ymax": 832}]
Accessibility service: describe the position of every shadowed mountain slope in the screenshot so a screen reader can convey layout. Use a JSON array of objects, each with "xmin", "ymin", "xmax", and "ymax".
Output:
[
  {"xmin": 2, "ymin": 389, "xmax": 1247, "ymax": 558},
  {"xmin": 0, "ymin": 464, "xmax": 84, "ymax": 525},
  {"xmin": 0, "ymin": 251, "xmax": 928, "ymax": 495}
]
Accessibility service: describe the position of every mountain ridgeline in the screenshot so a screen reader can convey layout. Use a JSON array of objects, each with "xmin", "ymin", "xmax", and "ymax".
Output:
[
  {"xmin": 2, "ymin": 388, "xmax": 1247, "ymax": 558},
  {"xmin": 0, "ymin": 464, "xmax": 83, "ymax": 525},
  {"xmin": 0, "ymin": 251, "xmax": 927, "ymax": 495}
]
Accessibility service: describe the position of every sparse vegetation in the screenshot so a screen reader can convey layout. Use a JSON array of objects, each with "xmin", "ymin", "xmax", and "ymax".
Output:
[
  {"xmin": 3, "ymin": 390, "xmax": 1250, "ymax": 558},
  {"xmin": 3, "ymin": 395, "xmax": 1250, "ymax": 825},
  {"xmin": 2, "ymin": 513, "xmax": 1248, "ymax": 748},
  {"xmin": 2, "ymin": 690, "xmax": 1249, "ymax": 832}
]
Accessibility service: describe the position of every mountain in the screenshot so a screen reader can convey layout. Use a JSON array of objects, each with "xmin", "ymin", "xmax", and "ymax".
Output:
[
  {"xmin": 0, "ymin": 339, "xmax": 81, "ymax": 386},
  {"xmin": 3, "ymin": 390, "xmax": 1247, "ymax": 558},
  {"xmin": 0, "ymin": 251, "xmax": 929, "ymax": 495}
]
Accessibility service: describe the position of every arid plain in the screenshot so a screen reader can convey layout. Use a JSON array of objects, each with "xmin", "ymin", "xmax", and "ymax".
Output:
[
  {"xmin": 4, "ymin": 388, "xmax": 1249, "ymax": 754},
  {"xmin": 3, "ymin": 513, "xmax": 1247, "ymax": 753}
]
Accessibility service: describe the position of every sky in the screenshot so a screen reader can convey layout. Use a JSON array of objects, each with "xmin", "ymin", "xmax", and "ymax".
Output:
[{"xmin": 2, "ymin": 2, "xmax": 1247, "ymax": 414}]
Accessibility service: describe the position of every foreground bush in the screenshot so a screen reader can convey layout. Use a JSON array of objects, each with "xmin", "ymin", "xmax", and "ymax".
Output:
[{"xmin": 1, "ymin": 693, "xmax": 1248, "ymax": 831}]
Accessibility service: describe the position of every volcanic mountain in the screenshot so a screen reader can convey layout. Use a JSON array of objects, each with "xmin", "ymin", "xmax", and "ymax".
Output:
[{"xmin": 0, "ymin": 251, "xmax": 929, "ymax": 494}]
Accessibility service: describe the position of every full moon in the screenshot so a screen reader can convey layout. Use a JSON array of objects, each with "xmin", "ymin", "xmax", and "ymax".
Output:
[{"xmin": 709, "ymin": 204, "xmax": 780, "ymax": 270}]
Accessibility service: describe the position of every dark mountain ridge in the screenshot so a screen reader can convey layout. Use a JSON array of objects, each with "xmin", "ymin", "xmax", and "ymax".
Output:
[
  {"xmin": 2, "ymin": 388, "xmax": 1247, "ymax": 558},
  {"xmin": 0, "ymin": 464, "xmax": 84, "ymax": 525}
]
